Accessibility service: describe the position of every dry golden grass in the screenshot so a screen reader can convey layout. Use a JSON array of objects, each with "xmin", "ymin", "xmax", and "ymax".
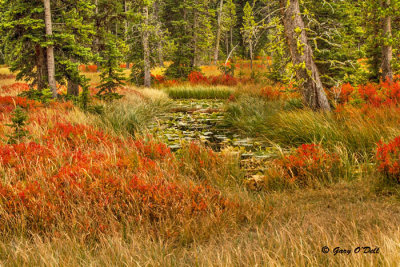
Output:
[
  {"xmin": 0, "ymin": 67, "xmax": 18, "ymax": 89},
  {"xmin": 1, "ymin": 181, "xmax": 399, "ymax": 266}
]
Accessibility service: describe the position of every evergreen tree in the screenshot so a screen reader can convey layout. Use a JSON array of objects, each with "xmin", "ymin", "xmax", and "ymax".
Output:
[
  {"xmin": 97, "ymin": 35, "xmax": 126, "ymax": 98},
  {"xmin": 0, "ymin": 0, "xmax": 94, "ymax": 96}
]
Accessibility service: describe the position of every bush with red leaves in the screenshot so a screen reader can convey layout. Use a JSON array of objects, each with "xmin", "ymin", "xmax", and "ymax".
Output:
[
  {"xmin": 377, "ymin": 137, "xmax": 400, "ymax": 183},
  {"xmin": 276, "ymin": 144, "xmax": 340, "ymax": 186}
]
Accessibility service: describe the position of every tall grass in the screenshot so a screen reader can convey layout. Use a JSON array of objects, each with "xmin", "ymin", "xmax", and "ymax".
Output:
[
  {"xmin": 225, "ymin": 96, "xmax": 400, "ymax": 156},
  {"xmin": 96, "ymin": 91, "xmax": 171, "ymax": 136},
  {"xmin": 1, "ymin": 182, "xmax": 400, "ymax": 266},
  {"xmin": 165, "ymin": 85, "xmax": 234, "ymax": 99}
]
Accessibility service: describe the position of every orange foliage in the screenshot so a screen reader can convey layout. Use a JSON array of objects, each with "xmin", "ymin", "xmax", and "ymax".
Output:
[
  {"xmin": 0, "ymin": 96, "xmax": 40, "ymax": 113},
  {"xmin": 377, "ymin": 137, "xmax": 400, "ymax": 182},
  {"xmin": 0, "ymin": 117, "xmax": 235, "ymax": 237},
  {"xmin": 79, "ymin": 64, "xmax": 98, "ymax": 73},
  {"xmin": 188, "ymin": 71, "xmax": 238, "ymax": 86},
  {"xmin": 0, "ymin": 83, "xmax": 29, "ymax": 94},
  {"xmin": 260, "ymin": 86, "xmax": 282, "ymax": 100},
  {"xmin": 276, "ymin": 144, "xmax": 340, "ymax": 186},
  {"xmin": 333, "ymin": 79, "xmax": 400, "ymax": 107},
  {"xmin": 0, "ymin": 73, "xmax": 16, "ymax": 80}
]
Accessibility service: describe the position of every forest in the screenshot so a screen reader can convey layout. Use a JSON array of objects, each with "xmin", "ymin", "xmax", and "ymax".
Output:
[{"xmin": 0, "ymin": 0, "xmax": 400, "ymax": 265}]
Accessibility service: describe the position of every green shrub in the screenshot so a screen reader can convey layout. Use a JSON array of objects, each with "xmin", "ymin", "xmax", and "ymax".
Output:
[{"xmin": 19, "ymin": 88, "xmax": 53, "ymax": 104}]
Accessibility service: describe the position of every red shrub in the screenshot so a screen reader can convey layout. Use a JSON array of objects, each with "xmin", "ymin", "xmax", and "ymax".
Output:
[
  {"xmin": 0, "ymin": 73, "xmax": 16, "ymax": 80},
  {"xmin": 44, "ymin": 122, "xmax": 112, "ymax": 149},
  {"xmin": 151, "ymin": 74, "xmax": 181, "ymax": 87},
  {"xmin": 377, "ymin": 137, "xmax": 400, "ymax": 182},
  {"xmin": 78, "ymin": 64, "xmax": 87, "ymax": 72},
  {"xmin": 277, "ymin": 144, "xmax": 340, "ymax": 186},
  {"xmin": 1, "ymin": 83, "xmax": 29, "ymax": 94},
  {"xmin": 0, "ymin": 138, "xmax": 234, "ymax": 236},
  {"xmin": 162, "ymin": 79, "xmax": 179, "ymax": 87},
  {"xmin": 338, "ymin": 83, "xmax": 354, "ymax": 103},
  {"xmin": 133, "ymin": 139, "xmax": 172, "ymax": 161},
  {"xmin": 0, "ymin": 96, "xmax": 39, "ymax": 112},
  {"xmin": 120, "ymin": 63, "xmax": 130, "ymax": 68},
  {"xmin": 335, "ymin": 79, "xmax": 400, "ymax": 107},
  {"xmin": 78, "ymin": 65, "xmax": 98, "ymax": 73},
  {"xmin": 87, "ymin": 65, "xmax": 98, "ymax": 72},
  {"xmin": 210, "ymin": 74, "xmax": 238, "ymax": 86},
  {"xmin": 188, "ymin": 71, "xmax": 209, "ymax": 84},
  {"xmin": 188, "ymin": 71, "xmax": 238, "ymax": 86},
  {"xmin": 151, "ymin": 74, "xmax": 167, "ymax": 85},
  {"xmin": 260, "ymin": 86, "xmax": 282, "ymax": 100},
  {"xmin": 0, "ymin": 100, "xmax": 237, "ymax": 237}
]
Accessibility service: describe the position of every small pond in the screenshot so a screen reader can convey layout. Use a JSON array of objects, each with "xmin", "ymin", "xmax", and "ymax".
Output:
[{"xmin": 149, "ymin": 99, "xmax": 282, "ymax": 176}]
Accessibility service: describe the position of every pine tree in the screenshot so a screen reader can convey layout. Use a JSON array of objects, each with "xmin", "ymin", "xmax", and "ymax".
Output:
[
  {"xmin": 0, "ymin": 0, "xmax": 94, "ymax": 95},
  {"xmin": 97, "ymin": 35, "xmax": 126, "ymax": 98},
  {"xmin": 6, "ymin": 107, "xmax": 29, "ymax": 144}
]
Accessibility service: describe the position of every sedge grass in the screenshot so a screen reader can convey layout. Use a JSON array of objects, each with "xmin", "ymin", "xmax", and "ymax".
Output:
[{"xmin": 165, "ymin": 85, "xmax": 234, "ymax": 99}]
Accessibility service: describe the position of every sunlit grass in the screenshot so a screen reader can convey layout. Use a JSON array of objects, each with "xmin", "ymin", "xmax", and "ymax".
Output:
[{"xmin": 165, "ymin": 85, "xmax": 234, "ymax": 99}]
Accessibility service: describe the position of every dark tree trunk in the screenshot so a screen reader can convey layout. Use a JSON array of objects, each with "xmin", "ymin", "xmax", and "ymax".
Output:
[
  {"xmin": 381, "ymin": 0, "xmax": 393, "ymax": 81},
  {"xmin": 67, "ymin": 80, "xmax": 79, "ymax": 96},
  {"xmin": 249, "ymin": 40, "xmax": 253, "ymax": 71},
  {"xmin": 43, "ymin": 0, "xmax": 57, "ymax": 98},
  {"xmin": 124, "ymin": 0, "xmax": 130, "ymax": 69},
  {"xmin": 143, "ymin": 5, "xmax": 151, "ymax": 87},
  {"xmin": 213, "ymin": 0, "xmax": 224, "ymax": 65},
  {"xmin": 280, "ymin": 0, "xmax": 330, "ymax": 111},
  {"xmin": 154, "ymin": 0, "xmax": 164, "ymax": 67},
  {"xmin": 35, "ymin": 45, "xmax": 47, "ymax": 91},
  {"xmin": 192, "ymin": 11, "xmax": 199, "ymax": 67}
]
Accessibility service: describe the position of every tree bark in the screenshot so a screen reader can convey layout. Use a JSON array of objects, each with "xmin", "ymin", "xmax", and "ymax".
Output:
[
  {"xmin": 154, "ymin": 0, "xmax": 164, "ymax": 67},
  {"xmin": 124, "ymin": 0, "xmax": 130, "ymax": 69},
  {"xmin": 67, "ymin": 79, "xmax": 79, "ymax": 96},
  {"xmin": 381, "ymin": 0, "xmax": 393, "ymax": 81},
  {"xmin": 213, "ymin": 0, "xmax": 224, "ymax": 65},
  {"xmin": 249, "ymin": 40, "xmax": 253, "ymax": 71},
  {"xmin": 35, "ymin": 45, "xmax": 47, "ymax": 91},
  {"xmin": 43, "ymin": 0, "xmax": 57, "ymax": 98},
  {"xmin": 192, "ymin": 11, "xmax": 199, "ymax": 67},
  {"xmin": 143, "ymin": 5, "xmax": 151, "ymax": 87},
  {"xmin": 280, "ymin": 0, "xmax": 330, "ymax": 111},
  {"xmin": 93, "ymin": 0, "xmax": 100, "ymax": 68}
]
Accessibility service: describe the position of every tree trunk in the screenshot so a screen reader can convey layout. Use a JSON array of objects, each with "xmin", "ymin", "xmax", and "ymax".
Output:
[
  {"xmin": 43, "ymin": 0, "xmax": 57, "ymax": 98},
  {"xmin": 94, "ymin": 0, "xmax": 100, "ymax": 68},
  {"xmin": 213, "ymin": 0, "xmax": 224, "ymax": 65},
  {"xmin": 280, "ymin": 0, "xmax": 330, "ymax": 111},
  {"xmin": 67, "ymin": 79, "xmax": 79, "ymax": 96},
  {"xmin": 157, "ymin": 40, "xmax": 164, "ymax": 67},
  {"xmin": 249, "ymin": 40, "xmax": 253, "ymax": 71},
  {"xmin": 35, "ymin": 45, "xmax": 47, "ymax": 91},
  {"xmin": 230, "ymin": 27, "xmax": 233, "ymax": 54},
  {"xmin": 225, "ymin": 35, "xmax": 229, "ymax": 58},
  {"xmin": 143, "ymin": 5, "xmax": 151, "ymax": 87},
  {"xmin": 381, "ymin": 0, "xmax": 393, "ymax": 81},
  {"xmin": 192, "ymin": 12, "xmax": 199, "ymax": 67},
  {"xmin": 125, "ymin": 0, "xmax": 130, "ymax": 69},
  {"xmin": 154, "ymin": 1, "xmax": 164, "ymax": 67}
]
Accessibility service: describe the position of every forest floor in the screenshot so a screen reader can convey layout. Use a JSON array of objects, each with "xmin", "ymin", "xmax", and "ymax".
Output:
[{"xmin": 1, "ymin": 63, "xmax": 400, "ymax": 266}]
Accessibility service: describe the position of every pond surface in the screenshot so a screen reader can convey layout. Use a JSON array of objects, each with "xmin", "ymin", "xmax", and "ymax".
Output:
[{"xmin": 149, "ymin": 99, "xmax": 281, "ymax": 176}]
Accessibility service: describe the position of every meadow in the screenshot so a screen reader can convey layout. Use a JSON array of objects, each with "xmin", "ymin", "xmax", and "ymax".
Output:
[{"xmin": 1, "ymin": 61, "xmax": 400, "ymax": 266}]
